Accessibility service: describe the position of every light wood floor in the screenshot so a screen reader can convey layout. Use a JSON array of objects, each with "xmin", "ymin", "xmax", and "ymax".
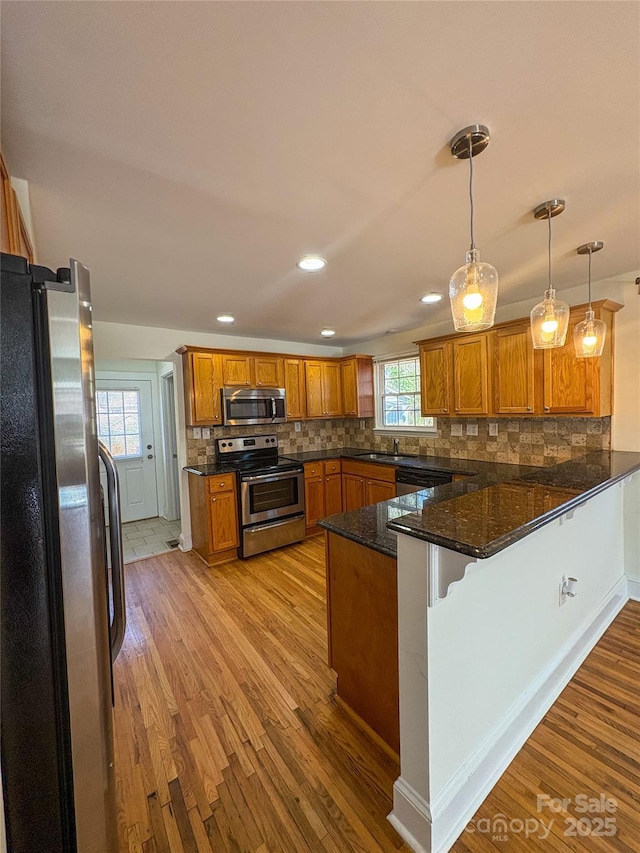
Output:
[{"xmin": 114, "ymin": 540, "xmax": 640, "ymax": 852}]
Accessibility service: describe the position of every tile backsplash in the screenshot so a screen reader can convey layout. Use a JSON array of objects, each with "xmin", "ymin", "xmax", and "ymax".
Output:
[{"xmin": 186, "ymin": 417, "xmax": 611, "ymax": 467}]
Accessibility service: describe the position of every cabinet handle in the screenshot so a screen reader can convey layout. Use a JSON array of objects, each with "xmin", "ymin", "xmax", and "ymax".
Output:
[
  {"xmin": 527, "ymin": 406, "xmax": 532, "ymax": 411},
  {"xmin": 455, "ymin": 407, "xmax": 459, "ymax": 412},
  {"xmin": 544, "ymin": 406, "xmax": 550, "ymax": 412},
  {"xmin": 219, "ymin": 482, "xmax": 226, "ymax": 487},
  {"xmin": 211, "ymin": 497, "xmax": 216, "ymax": 502}
]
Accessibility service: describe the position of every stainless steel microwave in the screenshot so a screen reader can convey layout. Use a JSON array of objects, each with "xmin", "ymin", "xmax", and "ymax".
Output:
[{"xmin": 222, "ymin": 387, "xmax": 286, "ymax": 426}]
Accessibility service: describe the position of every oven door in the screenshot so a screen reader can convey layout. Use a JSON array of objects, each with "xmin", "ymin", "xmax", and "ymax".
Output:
[
  {"xmin": 240, "ymin": 470, "xmax": 304, "ymax": 525},
  {"xmin": 222, "ymin": 388, "xmax": 286, "ymax": 426}
]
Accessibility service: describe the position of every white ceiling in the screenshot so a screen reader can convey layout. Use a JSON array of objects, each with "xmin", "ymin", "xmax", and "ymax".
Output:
[{"xmin": 2, "ymin": 1, "xmax": 639, "ymax": 346}]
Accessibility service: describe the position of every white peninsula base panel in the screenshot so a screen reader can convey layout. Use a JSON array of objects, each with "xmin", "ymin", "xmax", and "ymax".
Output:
[{"xmin": 390, "ymin": 475, "xmax": 639, "ymax": 853}]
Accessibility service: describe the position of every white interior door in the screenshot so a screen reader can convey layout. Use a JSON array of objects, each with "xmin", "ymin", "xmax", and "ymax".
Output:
[{"xmin": 96, "ymin": 379, "xmax": 158, "ymax": 523}]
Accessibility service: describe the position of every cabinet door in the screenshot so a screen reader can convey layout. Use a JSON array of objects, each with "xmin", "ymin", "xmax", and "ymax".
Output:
[
  {"xmin": 365, "ymin": 479, "xmax": 396, "ymax": 504},
  {"xmin": 15, "ymin": 201, "xmax": 34, "ymax": 262},
  {"xmin": 343, "ymin": 474, "xmax": 366, "ymax": 511},
  {"xmin": 341, "ymin": 359, "xmax": 358, "ymax": 416},
  {"xmin": 543, "ymin": 323, "xmax": 595, "ymax": 414},
  {"xmin": 305, "ymin": 477, "xmax": 325, "ymax": 528},
  {"xmin": 1, "ymin": 153, "xmax": 19, "ymax": 254},
  {"xmin": 492, "ymin": 324, "xmax": 537, "ymax": 414},
  {"xmin": 191, "ymin": 352, "xmax": 222, "ymax": 425},
  {"xmin": 209, "ymin": 491, "xmax": 239, "ymax": 552},
  {"xmin": 254, "ymin": 356, "xmax": 284, "ymax": 388},
  {"xmin": 305, "ymin": 361, "xmax": 324, "ymax": 418},
  {"xmin": 222, "ymin": 354, "xmax": 252, "ymax": 386},
  {"xmin": 284, "ymin": 359, "xmax": 306, "ymax": 419},
  {"xmin": 419, "ymin": 342, "xmax": 452, "ymax": 415},
  {"xmin": 322, "ymin": 361, "xmax": 343, "ymax": 417},
  {"xmin": 452, "ymin": 335, "xmax": 490, "ymax": 415},
  {"xmin": 324, "ymin": 473, "xmax": 343, "ymax": 516}
]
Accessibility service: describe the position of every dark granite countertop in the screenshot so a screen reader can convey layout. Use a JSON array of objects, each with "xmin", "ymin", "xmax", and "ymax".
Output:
[
  {"xmin": 319, "ymin": 451, "xmax": 640, "ymax": 561},
  {"xmin": 184, "ymin": 462, "xmax": 239, "ymax": 476}
]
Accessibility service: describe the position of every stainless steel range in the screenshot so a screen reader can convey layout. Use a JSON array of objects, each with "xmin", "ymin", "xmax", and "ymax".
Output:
[{"xmin": 216, "ymin": 434, "xmax": 305, "ymax": 558}]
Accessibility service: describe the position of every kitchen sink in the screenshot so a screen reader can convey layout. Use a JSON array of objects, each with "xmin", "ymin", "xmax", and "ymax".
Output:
[{"xmin": 355, "ymin": 452, "xmax": 417, "ymax": 463}]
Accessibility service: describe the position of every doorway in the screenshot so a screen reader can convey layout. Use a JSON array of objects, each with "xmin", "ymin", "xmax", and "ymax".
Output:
[
  {"xmin": 160, "ymin": 370, "xmax": 180, "ymax": 522},
  {"xmin": 96, "ymin": 379, "xmax": 159, "ymax": 523}
]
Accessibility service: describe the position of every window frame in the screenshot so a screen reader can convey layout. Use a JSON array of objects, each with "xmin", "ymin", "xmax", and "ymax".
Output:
[
  {"xmin": 373, "ymin": 351, "xmax": 437, "ymax": 435},
  {"xmin": 96, "ymin": 387, "xmax": 144, "ymax": 460}
]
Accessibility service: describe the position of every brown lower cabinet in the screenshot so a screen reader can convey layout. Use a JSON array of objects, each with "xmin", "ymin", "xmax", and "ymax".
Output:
[
  {"xmin": 325, "ymin": 532, "xmax": 399, "ymax": 753},
  {"xmin": 188, "ymin": 472, "xmax": 239, "ymax": 565},
  {"xmin": 341, "ymin": 460, "xmax": 396, "ymax": 511},
  {"xmin": 304, "ymin": 460, "xmax": 343, "ymax": 531}
]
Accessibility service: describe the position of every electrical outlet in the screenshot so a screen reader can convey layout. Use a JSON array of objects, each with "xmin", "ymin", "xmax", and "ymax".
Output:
[
  {"xmin": 488, "ymin": 422, "xmax": 498, "ymax": 437},
  {"xmin": 202, "ymin": 428, "xmax": 210, "ymax": 440},
  {"xmin": 451, "ymin": 423, "xmax": 463, "ymax": 437},
  {"xmin": 294, "ymin": 421, "xmax": 301, "ymax": 432},
  {"xmin": 360, "ymin": 419, "xmax": 365, "ymax": 429},
  {"xmin": 192, "ymin": 427, "xmax": 202, "ymax": 439},
  {"xmin": 466, "ymin": 423, "xmax": 478, "ymax": 436}
]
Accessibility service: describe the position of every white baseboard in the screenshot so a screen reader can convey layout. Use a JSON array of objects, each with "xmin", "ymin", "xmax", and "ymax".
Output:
[
  {"xmin": 179, "ymin": 531, "xmax": 192, "ymax": 552},
  {"xmin": 627, "ymin": 577, "xmax": 640, "ymax": 601},
  {"xmin": 391, "ymin": 576, "xmax": 629, "ymax": 853}
]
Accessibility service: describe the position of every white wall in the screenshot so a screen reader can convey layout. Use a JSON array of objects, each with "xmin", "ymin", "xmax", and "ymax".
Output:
[{"xmin": 93, "ymin": 320, "xmax": 343, "ymax": 362}]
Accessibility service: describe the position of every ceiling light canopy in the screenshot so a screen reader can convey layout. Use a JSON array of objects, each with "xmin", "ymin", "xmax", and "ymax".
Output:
[
  {"xmin": 216, "ymin": 314, "xmax": 235, "ymax": 324},
  {"xmin": 320, "ymin": 329, "xmax": 336, "ymax": 337},
  {"xmin": 574, "ymin": 241, "xmax": 606, "ymax": 358},
  {"xmin": 420, "ymin": 292, "xmax": 443, "ymax": 304},
  {"xmin": 297, "ymin": 255, "xmax": 326, "ymax": 272},
  {"xmin": 448, "ymin": 124, "xmax": 499, "ymax": 333},
  {"xmin": 530, "ymin": 199, "xmax": 570, "ymax": 349}
]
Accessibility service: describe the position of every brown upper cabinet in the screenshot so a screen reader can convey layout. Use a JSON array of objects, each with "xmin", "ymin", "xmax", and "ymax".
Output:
[
  {"xmin": 284, "ymin": 358, "xmax": 306, "ymax": 419},
  {"xmin": 178, "ymin": 346, "xmax": 373, "ymax": 426},
  {"xmin": 341, "ymin": 355, "xmax": 374, "ymax": 418},
  {"xmin": 417, "ymin": 299, "xmax": 621, "ymax": 418},
  {"xmin": 304, "ymin": 360, "xmax": 343, "ymax": 418},
  {"xmin": 1, "ymin": 151, "xmax": 34, "ymax": 262},
  {"xmin": 492, "ymin": 321, "xmax": 539, "ymax": 415},
  {"xmin": 182, "ymin": 351, "xmax": 223, "ymax": 426}
]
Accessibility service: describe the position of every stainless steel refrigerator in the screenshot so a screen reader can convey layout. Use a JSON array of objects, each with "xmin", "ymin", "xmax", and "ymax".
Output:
[{"xmin": 1, "ymin": 253, "xmax": 125, "ymax": 852}]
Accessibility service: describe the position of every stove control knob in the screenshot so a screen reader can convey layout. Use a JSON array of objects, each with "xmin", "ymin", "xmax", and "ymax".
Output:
[{"xmin": 221, "ymin": 442, "xmax": 227, "ymax": 447}]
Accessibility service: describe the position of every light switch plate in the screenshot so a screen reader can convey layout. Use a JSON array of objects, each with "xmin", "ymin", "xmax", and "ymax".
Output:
[
  {"xmin": 202, "ymin": 428, "xmax": 210, "ymax": 440},
  {"xmin": 294, "ymin": 421, "xmax": 301, "ymax": 432},
  {"xmin": 488, "ymin": 422, "xmax": 498, "ymax": 437},
  {"xmin": 192, "ymin": 427, "xmax": 202, "ymax": 439},
  {"xmin": 451, "ymin": 423, "xmax": 463, "ymax": 437},
  {"xmin": 466, "ymin": 423, "xmax": 479, "ymax": 436}
]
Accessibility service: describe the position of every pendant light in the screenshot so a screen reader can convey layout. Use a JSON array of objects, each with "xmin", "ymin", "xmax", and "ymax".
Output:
[
  {"xmin": 574, "ymin": 241, "xmax": 606, "ymax": 357},
  {"xmin": 530, "ymin": 199, "xmax": 570, "ymax": 349},
  {"xmin": 448, "ymin": 125, "xmax": 499, "ymax": 332}
]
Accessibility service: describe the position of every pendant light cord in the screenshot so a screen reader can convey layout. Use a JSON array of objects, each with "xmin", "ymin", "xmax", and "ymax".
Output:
[
  {"xmin": 588, "ymin": 249, "xmax": 592, "ymax": 307},
  {"xmin": 547, "ymin": 209, "xmax": 552, "ymax": 290},
  {"xmin": 468, "ymin": 137, "xmax": 476, "ymax": 250}
]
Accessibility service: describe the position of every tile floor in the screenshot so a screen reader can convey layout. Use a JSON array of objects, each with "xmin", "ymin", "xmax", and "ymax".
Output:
[{"xmin": 121, "ymin": 516, "xmax": 181, "ymax": 563}]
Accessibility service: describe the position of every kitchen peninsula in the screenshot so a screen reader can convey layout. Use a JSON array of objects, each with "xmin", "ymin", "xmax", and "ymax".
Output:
[{"xmin": 319, "ymin": 450, "xmax": 640, "ymax": 853}]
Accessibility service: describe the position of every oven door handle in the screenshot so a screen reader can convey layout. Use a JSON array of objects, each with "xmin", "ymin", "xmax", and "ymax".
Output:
[{"xmin": 241, "ymin": 470, "xmax": 302, "ymax": 484}]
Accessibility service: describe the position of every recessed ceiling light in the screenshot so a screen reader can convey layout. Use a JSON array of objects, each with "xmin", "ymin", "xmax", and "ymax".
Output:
[
  {"xmin": 217, "ymin": 314, "xmax": 235, "ymax": 323},
  {"xmin": 420, "ymin": 292, "xmax": 443, "ymax": 304},
  {"xmin": 297, "ymin": 256, "xmax": 327, "ymax": 272},
  {"xmin": 320, "ymin": 329, "xmax": 336, "ymax": 337}
]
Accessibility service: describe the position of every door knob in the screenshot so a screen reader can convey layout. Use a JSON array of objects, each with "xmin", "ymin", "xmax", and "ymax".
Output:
[{"xmin": 147, "ymin": 454, "xmax": 154, "ymax": 459}]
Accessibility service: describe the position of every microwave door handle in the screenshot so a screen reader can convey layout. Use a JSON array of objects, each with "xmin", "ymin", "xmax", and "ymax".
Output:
[
  {"xmin": 271, "ymin": 397, "xmax": 276, "ymax": 420},
  {"xmin": 98, "ymin": 441, "xmax": 126, "ymax": 661}
]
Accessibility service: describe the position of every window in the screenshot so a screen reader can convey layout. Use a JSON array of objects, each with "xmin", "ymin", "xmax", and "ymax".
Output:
[
  {"xmin": 375, "ymin": 356, "xmax": 436, "ymax": 433},
  {"xmin": 96, "ymin": 389, "xmax": 143, "ymax": 458}
]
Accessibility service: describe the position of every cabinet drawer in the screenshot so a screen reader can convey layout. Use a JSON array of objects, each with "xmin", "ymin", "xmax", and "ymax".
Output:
[
  {"xmin": 323, "ymin": 459, "xmax": 341, "ymax": 476},
  {"xmin": 207, "ymin": 474, "xmax": 236, "ymax": 494},
  {"xmin": 341, "ymin": 459, "xmax": 396, "ymax": 484},
  {"xmin": 304, "ymin": 462, "xmax": 323, "ymax": 480}
]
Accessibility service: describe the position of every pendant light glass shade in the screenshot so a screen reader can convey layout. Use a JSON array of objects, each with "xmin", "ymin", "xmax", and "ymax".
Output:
[
  {"xmin": 573, "ymin": 241, "xmax": 606, "ymax": 358},
  {"xmin": 449, "ymin": 248, "xmax": 499, "ymax": 332},
  {"xmin": 448, "ymin": 125, "xmax": 498, "ymax": 333},
  {"xmin": 530, "ymin": 199, "xmax": 570, "ymax": 349},
  {"xmin": 530, "ymin": 288, "xmax": 570, "ymax": 348}
]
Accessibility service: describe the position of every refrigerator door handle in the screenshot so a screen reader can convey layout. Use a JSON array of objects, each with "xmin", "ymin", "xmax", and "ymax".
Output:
[{"xmin": 98, "ymin": 441, "xmax": 126, "ymax": 660}]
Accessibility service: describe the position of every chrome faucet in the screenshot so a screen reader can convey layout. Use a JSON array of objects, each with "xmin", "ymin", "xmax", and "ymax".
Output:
[{"xmin": 392, "ymin": 438, "xmax": 400, "ymax": 455}]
